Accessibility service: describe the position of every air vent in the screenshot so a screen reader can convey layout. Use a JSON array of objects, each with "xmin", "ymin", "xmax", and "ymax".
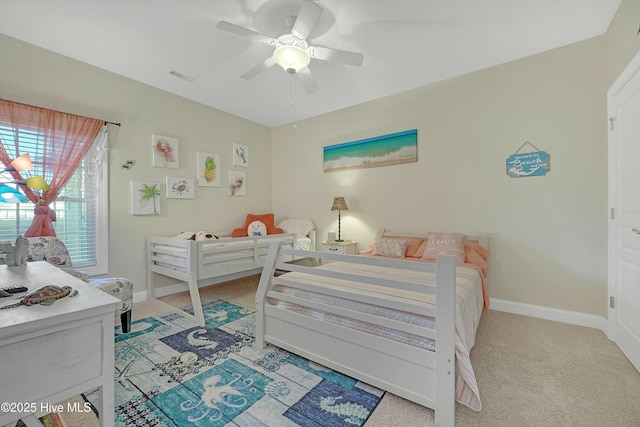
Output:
[{"xmin": 169, "ymin": 70, "xmax": 195, "ymax": 82}]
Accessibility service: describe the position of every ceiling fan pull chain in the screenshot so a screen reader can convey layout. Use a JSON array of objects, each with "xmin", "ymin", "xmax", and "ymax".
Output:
[{"xmin": 290, "ymin": 73, "xmax": 298, "ymax": 127}]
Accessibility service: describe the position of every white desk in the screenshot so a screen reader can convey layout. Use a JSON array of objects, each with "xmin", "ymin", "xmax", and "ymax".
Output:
[{"xmin": 0, "ymin": 262, "xmax": 119, "ymax": 427}]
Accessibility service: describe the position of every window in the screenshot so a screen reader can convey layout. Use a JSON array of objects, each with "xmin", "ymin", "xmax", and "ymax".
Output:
[{"xmin": 0, "ymin": 126, "xmax": 108, "ymax": 275}]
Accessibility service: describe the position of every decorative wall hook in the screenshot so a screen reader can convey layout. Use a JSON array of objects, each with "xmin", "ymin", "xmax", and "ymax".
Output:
[{"xmin": 122, "ymin": 160, "xmax": 136, "ymax": 170}]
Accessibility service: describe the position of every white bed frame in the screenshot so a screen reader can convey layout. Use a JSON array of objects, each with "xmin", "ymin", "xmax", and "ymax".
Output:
[
  {"xmin": 256, "ymin": 232, "xmax": 488, "ymax": 427},
  {"xmin": 147, "ymin": 233, "xmax": 297, "ymax": 326}
]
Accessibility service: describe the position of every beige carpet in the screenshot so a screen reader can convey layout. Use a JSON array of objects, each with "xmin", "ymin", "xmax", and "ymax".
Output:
[{"xmin": 63, "ymin": 275, "xmax": 640, "ymax": 426}]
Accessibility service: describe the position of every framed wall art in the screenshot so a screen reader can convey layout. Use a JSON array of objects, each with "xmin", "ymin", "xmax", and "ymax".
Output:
[
  {"xmin": 233, "ymin": 143, "xmax": 249, "ymax": 167},
  {"xmin": 228, "ymin": 170, "xmax": 246, "ymax": 196},
  {"xmin": 131, "ymin": 181, "xmax": 161, "ymax": 215},
  {"xmin": 152, "ymin": 134, "xmax": 179, "ymax": 168},
  {"xmin": 323, "ymin": 129, "xmax": 417, "ymax": 173},
  {"xmin": 197, "ymin": 151, "xmax": 221, "ymax": 187},
  {"xmin": 166, "ymin": 176, "xmax": 195, "ymax": 199}
]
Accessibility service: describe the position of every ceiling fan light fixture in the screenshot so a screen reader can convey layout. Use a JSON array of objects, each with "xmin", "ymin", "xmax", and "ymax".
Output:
[{"xmin": 273, "ymin": 44, "xmax": 310, "ymax": 74}]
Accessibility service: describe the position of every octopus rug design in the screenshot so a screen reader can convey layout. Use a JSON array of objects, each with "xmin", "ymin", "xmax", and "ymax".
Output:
[{"xmin": 180, "ymin": 372, "xmax": 256, "ymax": 422}]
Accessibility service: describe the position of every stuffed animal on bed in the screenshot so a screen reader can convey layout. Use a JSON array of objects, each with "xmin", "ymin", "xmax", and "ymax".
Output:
[
  {"xmin": 248, "ymin": 220, "xmax": 267, "ymax": 236},
  {"xmin": 231, "ymin": 213, "xmax": 284, "ymax": 237},
  {"xmin": 175, "ymin": 231, "xmax": 218, "ymax": 241}
]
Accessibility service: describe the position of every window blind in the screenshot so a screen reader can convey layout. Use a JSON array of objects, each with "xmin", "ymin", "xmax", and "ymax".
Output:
[{"xmin": 0, "ymin": 125, "xmax": 104, "ymax": 268}]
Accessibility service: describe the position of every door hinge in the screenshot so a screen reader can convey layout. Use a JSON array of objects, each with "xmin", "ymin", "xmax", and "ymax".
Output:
[
  {"xmin": 609, "ymin": 117, "xmax": 615, "ymax": 131},
  {"xmin": 610, "ymin": 207, "xmax": 615, "ymax": 220},
  {"xmin": 610, "ymin": 296, "xmax": 615, "ymax": 309}
]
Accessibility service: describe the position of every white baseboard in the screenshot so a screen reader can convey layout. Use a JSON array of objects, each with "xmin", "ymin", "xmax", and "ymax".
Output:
[
  {"xmin": 489, "ymin": 298, "xmax": 608, "ymax": 333},
  {"xmin": 135, "ymin": 269, "xmax": 263, "ymax": 304},
  {"xmin": 133, "ymin": 282, "xmax": 189, "ymax": 303},
  {"xmin": 133, "ymin": 291, "xmax": 148, "ymax": 303}
]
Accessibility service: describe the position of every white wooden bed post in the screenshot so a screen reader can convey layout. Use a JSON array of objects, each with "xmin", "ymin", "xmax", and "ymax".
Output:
[
  {"xmin": 147, "ymin": 237, "xmax": 155, "ymax": 299},
  {"xmin": 255, "ymin": 241, "xmax": 281, "ymax": 349},
  {"xmin": 186, "ymin": 240, "xmax": 206, "ymax": 326},
  {"xmin": 435, "ymin": 254, "xmax": 456, "ymax": 427}
]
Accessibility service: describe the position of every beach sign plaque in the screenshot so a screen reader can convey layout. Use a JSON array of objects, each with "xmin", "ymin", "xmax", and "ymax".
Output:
[
  {"xmin": 506, "ymin": 151, "xmax": 550, "ymax": 178},
  {"xmin": 323, "ymin": 129, "xmax": 417, "ymax": 173}
]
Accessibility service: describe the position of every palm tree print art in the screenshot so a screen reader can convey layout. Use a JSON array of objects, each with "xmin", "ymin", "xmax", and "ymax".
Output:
[
  {"xmin": 139, "ymin": 183, "xmax": 160, "ymax": 214},
  {"xmin": 131, "ymin": 181, "xmax": 161, "ymax": 215}
]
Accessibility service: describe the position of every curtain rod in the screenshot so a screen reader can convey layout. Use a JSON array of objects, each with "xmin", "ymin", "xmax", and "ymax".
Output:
[{"xmin": 1, "ymin": 98, "xmax": 123, "ymax": 127}]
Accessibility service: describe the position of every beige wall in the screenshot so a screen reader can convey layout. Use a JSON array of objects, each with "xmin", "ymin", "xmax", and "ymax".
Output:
[
  {"xmin": 271, "ymin": 0, "xmax": 640, "ymax": 317},
  {"xmin": 0, "ymin": 0, "xmax": 637, "ymax": 314},
  {"xmin": 0, "ymin": 34, "xmax": 272, "ymax": 292}
]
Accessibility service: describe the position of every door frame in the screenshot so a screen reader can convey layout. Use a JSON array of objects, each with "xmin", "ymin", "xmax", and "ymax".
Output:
[{"xmin": 607, "ymin": 50, "xmax": 640, "ymax": 340}]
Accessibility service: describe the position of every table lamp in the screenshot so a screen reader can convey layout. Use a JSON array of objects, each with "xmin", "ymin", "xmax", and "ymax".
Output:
[{"xmin": 331, "ymin": 196, "xmax": 348, "ymax": 242}]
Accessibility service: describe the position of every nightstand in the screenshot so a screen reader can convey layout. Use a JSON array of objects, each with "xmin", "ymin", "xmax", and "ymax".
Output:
[{"xmin": 320, "ymin": 240, "xmax": 357, "ymax": 255}]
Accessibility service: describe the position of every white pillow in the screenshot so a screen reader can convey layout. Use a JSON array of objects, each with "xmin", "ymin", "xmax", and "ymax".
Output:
[
  {"xmin": 248, "ymin": 220, "xmax": 267, "ymax": 237},
  {"xmin": 277, "ymin": 219, "xmax": 314, "ymax": 238},
  {"xmin": 372, "ymin": 239, "xmax": 408, "ymax": 258}
]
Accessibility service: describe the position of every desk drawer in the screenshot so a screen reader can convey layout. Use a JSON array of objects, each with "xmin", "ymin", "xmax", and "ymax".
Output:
[{"xmin": 0, "ymin": 321, "xmax": 103, "ymax": 403}]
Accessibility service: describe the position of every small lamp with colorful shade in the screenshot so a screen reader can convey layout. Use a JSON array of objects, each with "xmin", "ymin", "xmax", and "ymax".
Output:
[{"xmin": 0, "ymin": 153, "xmax": 50, "ymax": 203}]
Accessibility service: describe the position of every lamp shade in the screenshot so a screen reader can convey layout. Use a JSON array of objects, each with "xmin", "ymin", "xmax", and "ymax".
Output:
[
  {"xmin": 10, "ymin": 153, "xmax": 33, "ymax": 172},
  {"xmin": 23, "ymin": 176, "xmax": 50, "ymax": 190},
  {"xmin": 0, "ymin": 184, "xmax": 27, "ymax": 203},
  {"xmin": 331, "ymin": 197, "xmax": 348, "ymax": 211}
]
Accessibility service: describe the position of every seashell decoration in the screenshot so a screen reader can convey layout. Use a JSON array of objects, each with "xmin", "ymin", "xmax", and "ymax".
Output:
[{"xmin": 265, "ymin": 380, "xmax": 290, "ymax": 398}]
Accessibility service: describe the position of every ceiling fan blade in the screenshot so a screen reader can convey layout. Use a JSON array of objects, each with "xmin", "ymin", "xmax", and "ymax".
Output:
[
  {"xmin": 241, "ymin": 57, "xmax": 276, "ymax": 80},
  {"xmin": 216, "ymin": 21, "xmax": 275, "ymax": 45},
  {"xmin": 291, "ymin": 0, "xmax": 323, "ymax": 40},
  {"xmin": 297, "ymin": 67, "xmax": 318, "ymax": 93},
  {"xmin": 310, "ymin": 46, "xmax": 364, "ymax": 67}
]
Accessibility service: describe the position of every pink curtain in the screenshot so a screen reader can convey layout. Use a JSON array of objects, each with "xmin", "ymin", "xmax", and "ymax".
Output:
[{"xmin": 0, "ymin": 99, "xmax": 103, "ymax": 237}]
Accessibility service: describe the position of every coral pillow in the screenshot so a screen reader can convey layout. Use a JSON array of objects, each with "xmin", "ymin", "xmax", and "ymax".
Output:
[
  {"xmin": 422, "ymin": 232, "xmax": 468, "ymax": 263},
  {"xmin": 464, "ymin": 241, "xmax": 490, "ymax": 274},
  {"xmin": 414, "ymin": 240, "xmax": 427, "ymax": 258},
  {"xmin": 231, "ymin": 213, "xmax": 284, "ymax": 237}
]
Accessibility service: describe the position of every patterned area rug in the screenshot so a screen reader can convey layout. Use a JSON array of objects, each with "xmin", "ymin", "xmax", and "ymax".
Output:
[{"xmin": 86, "ymin": 298, "xmax": 384, "ymax": 426}]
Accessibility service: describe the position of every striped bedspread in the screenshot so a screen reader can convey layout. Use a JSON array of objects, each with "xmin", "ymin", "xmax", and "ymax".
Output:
[{"xmin": 268, "ymin": 261, "xmax": 484, "ymax": 410}]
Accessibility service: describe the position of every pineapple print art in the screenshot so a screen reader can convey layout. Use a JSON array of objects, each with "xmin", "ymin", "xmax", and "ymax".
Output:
[
  {"xmin": 204, "ymin": 156, "xmax": 216, "ymax": 182},
  {"xmin": 197, "ymin": 152, "xmax": 221, "ymax": 187}
]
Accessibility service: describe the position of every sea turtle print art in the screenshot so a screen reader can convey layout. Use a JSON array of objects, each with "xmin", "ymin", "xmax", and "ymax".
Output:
[{"xmin": 0, "ymin": 285, "xmax": 78, "ymax": 309}]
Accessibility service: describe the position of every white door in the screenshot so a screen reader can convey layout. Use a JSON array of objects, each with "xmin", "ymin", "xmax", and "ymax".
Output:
[{"xmin": 608, "ymin": 50, "xmax": 640, "ymax": 372}]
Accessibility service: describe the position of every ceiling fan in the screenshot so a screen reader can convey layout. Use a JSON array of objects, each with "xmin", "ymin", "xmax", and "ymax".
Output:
[{"xmin": 216, "ymin": 0, "xmax": 364, "ymax": 93}]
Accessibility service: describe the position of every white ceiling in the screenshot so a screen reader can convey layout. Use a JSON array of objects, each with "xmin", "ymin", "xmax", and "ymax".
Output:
[{"xmin": 0, "ymin": 0, "xmax": 621, "ymax": 128}]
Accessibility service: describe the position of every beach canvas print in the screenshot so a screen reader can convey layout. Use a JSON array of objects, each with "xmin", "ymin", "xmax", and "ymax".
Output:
[{"xmin": 323, "ymin": 129, "xmax": 417, "ymax": 172}]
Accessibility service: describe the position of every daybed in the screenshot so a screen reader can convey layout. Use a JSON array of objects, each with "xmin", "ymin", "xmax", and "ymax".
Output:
[
  {"xmin": 255, "ymin": 230, "xmax": 489, "ymax": 427},
  {"xmin": 147, "ymin": 232, "xmax": 298, "ymax": 326},
  {"xmin": 277, "ymin": 218, "xmax": 316, "ymax": 252}
]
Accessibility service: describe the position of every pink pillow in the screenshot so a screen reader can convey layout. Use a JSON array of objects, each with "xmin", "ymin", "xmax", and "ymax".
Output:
[{"xmin": 422, "ymin": 232, "xmax": 468, "ymax": 263}]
